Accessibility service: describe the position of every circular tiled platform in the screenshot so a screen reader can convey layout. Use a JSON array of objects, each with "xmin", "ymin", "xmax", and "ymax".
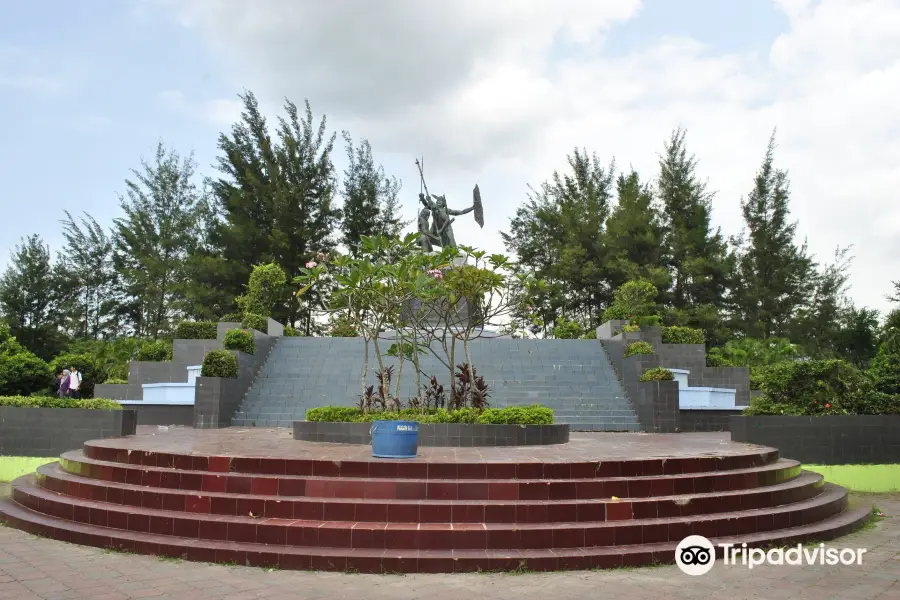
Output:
[{"xmin": 0, "ymin": 428, "xmax": 871, "ymax": 573}]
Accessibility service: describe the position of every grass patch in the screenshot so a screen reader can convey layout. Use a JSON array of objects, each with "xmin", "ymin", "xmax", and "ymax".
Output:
[
  {"xmin": 0, "ymin": 456, "xmax": 57, "ymax": 483},
  {"xmin": 804, "ymin": 464, "xmax": 900, "ymax": 493}
]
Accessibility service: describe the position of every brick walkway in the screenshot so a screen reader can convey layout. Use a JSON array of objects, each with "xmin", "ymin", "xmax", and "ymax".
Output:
[{"xmin": 0, "ymin": 491, "xmax": 896, "ymax": 600}]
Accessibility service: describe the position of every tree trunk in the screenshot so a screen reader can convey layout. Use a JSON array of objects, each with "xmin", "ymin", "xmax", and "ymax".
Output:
[
  {"xmin": 463, "ymin": 337, "xmax": 475, "ymax": 408},
  {"xmin": 449, "ymin": 336, "xmax": 456, "ymax": 407},
  {"xmin": 360, "ymin": 336, "xmax": 370, "ymax": 412}
]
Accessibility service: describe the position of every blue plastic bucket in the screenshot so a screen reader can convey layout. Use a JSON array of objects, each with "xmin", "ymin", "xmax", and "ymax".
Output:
[{"xmin": 371, "ymin": 420, "xmax": 419, "ymax": 458}]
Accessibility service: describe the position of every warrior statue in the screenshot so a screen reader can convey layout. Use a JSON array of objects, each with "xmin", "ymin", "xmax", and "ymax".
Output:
[{"xmin": 415, "ymin": 158, "xmax": 484, "ymax": 251}]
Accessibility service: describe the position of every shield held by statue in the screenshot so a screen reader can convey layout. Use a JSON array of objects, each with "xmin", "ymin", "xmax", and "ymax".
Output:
[{"xmin": 473, "ymin": 184, "xmax": 484, "ymax": 228}]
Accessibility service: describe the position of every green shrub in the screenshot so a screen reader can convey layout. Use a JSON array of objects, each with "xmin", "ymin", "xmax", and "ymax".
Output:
[
  {"xmin": 201, "ymin": 350, "xmax": 238, "ymax": 378},
  {"xmin": 49, "ymin": 352, "xmax": 99, "ymax": 398},
  {"xmin": 624, "ymin": 341, "xmax": 655, "ymax": 358},
  {"xmin": 743, "ymin": 359, "xmax": 900, "ymax": 416},
  {"xmin": 662, "ymin": 326, "xmax": 705, "ymax": 345},
  {"xmin": 552, "ymin": 317, "xmax": 584, "ymax": 340},
  {"xmin": 241, "ymin": 313, "xmax": 267, "ymax": 332},
  {"xmin": 219, "ymin": 313, "xmax": 243, "ymax": 323},
  {"xmin": 0, "ymin": 395, "xmax": 121, "ymax": 409},
  {"xmin": 305, "ymin": 404, "xmax": 554, "ymax": 425},
  {"xmin": 223, "ymin": 329, "xmax": 255, "ymax": 355},
  {"xmin": 104, "ymin": 378, "xmax": 128, "ymax": 385},
  {"xmin": 632, "ymin": 315, "xmax": 662, "ymax": 327},
  {"xmin": 581, "ymin": 329, "xmax": 597, "ymax": 339},
  {"xmin": 869, "ymin": 336, "xmax": 900, "ymax": 396},
  {"xmin": 0, "ymin": 350, "xmax": 53, "ymax": 397},
  {"xmin": 136, "ymin": 340, "xmax": 172, "ymax": 362},
  {"xmin": 603, "ymin": 280, "xmax": 658, "ymax": 321},
  {"xmin": 622, "ymin": 324, "xmax": 641, "ymax": 333},
  {"xmin": 174, "ymin": 321, "xmax": 218, "ymax": 340},
  {"xmin": 106, "ymin": 362, "xmax": 129, "ymax": 381},
  {"xmin": 640, "ymin": 367, "xmax": 674, "ymax": 382},
  {"xmin": 283, "ymin": 326, "xmax": 303, "ymax": 337},
  {"xmin": 327, "ymin": 314, "xmax": 358, "ymax": 337},
  {"xmin": 236, "ymin": 263, "xmax": 287, "ymax": 317}
]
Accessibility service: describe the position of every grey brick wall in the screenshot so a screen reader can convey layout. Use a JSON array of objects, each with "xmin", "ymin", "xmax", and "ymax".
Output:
[
  {"xmin": 680, "ymin": 409, "xmax": 742, "ymax": 432},
  {"xmin": 293, "ymin": 422, "xmax": 570, "ymax": 446},
  {"xmin": 0, "ymin": 407, "xmax": 137, "ymax": 457},
  {"xmin": 731, "ymin": 415, "xmax": 900, "ymax": 464},
  {"xmin": 233, "ymin": 337, "xmax": 641, "ymax": 431}
]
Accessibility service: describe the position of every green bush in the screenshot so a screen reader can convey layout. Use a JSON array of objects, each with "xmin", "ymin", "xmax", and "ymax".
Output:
[
  {"xmin": 662, "ymin": 326, "xmax": 705, "ymax": 345},
  {"xmin": 743, "ymin": 359, "xmax": 900, "ymax": 416},
  {"xmin": 603, "ymin": 280, "xmax": 658, "ymax": 321},
  {"xmin": 581, "ymin": 329, "xmax": 597, "ymax": 339},
  {"xmin": 622, "ymin": 324, "xmax": 641, "ymax": 333},
  {"xmin": 49, "ymin": 352, "xmax": 99, "ymax": 398},
  {"xmin": 104, "ymin": 378, "xmax": 128, "ymax": 385},
  {"xmin": 201, "ymin": 350, "xmax": 238, "ymax": 378},
  {"xmin": 174, "ymin": 321, "xmax": 218, "ymax": 340},
  {"xmin": 869, "ymin": 337, "xmax": 900, "ymax": 396},
  {"xmin": 241, "ymin": 313, "xmax": 267, "ymax": 332},
  {"xmin": 222, "ymin": 329, "xmax": 255, "ymax": 355},
  {"xmin": 0, "ymin": 351, "xmax": 53, "ymax": 397},
  {"xmin": 219, "ymin": 313, "xmax": 243, "ymax": 323},
  {"xmin": 283, "ymin": 326, "xmax": 303, "ymax": 337},
  {"xmin": 632, "ymin": 315, "xmax": 662, "ymax": 327},
  {"xmin": 305, "ymin": 404, "xmax": 554, "ymax": 425},
  {"xmin": 327, "ymin": 314, "xmax": 359, "ymax": 337},
  {"xmin": 552, "ymin": 317, "xmax": 584, "ymax": 340},
  {"xmin": 236, "ymin": 263, "xmax": 286, "ymax": 317},
  {"xmin": 0, "ymin": 395, "xmax": 121, "ymax": 410},
  {"xmin": 624, "ymin": 341, "xmax": 655, "ymax": 358},
  {"xmin": 640, "ymin": 367, "xmax": 674, "ymax": 382},
  {"xmin": 136, "ymin": 340, "xmax": 172, "ymax": 362}
]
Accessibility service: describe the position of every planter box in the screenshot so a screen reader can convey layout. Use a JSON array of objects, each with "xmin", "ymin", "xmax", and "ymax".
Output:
[
  {"xmin": 0, "ymin": 407, "xmax": 136, "ymax": 457},
  {"xmin": 293, "ymin": 421, "xmax": 570, "ymax": 447},
  {"xmin": 731, "ymin": 415, "xmax": 900, "ymax": 464}
]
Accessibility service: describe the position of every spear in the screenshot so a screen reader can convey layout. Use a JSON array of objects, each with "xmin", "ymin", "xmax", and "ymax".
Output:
[{"xmin": 415, "ymin": 157, "xmax": 432, "ymax": 200}]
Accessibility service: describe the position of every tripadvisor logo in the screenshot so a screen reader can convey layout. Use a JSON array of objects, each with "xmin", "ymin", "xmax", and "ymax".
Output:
[{"xmin": 675, "ymin": 536, "xmax": 868, "ymax": 575}]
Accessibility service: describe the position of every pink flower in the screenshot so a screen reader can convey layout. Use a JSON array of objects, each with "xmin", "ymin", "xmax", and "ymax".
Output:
[
  {"xmin": 427, "ymin": 269, "xmax": 443, "ymax": 279},
  {"xmin": 316, "ymin": 252, "xmax": 329, "ymax": 262},
  {"xmin": 306, "ymin": 261, "xmax": 317, "ymax": 268}
]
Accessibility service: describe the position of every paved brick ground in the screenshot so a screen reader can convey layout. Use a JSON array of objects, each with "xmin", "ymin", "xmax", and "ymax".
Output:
[{"xmin": 0, "ymin": 491, "xmax": 898, "ymax": 599}]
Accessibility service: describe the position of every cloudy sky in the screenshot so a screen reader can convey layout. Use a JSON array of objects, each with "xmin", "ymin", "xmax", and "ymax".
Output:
[{"xmin": 1, "ymin": 0, "xmax": 898, "ymax": 314}]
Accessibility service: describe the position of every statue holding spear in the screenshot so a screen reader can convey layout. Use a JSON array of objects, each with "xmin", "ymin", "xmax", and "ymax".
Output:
[{"xmin": 415, "ymin": 158, "xmax": 484, "ymax": 251}]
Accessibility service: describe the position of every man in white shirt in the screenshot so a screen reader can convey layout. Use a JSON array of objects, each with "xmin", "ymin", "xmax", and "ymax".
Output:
[{"xmin": 68, "ymin": 366, "xmax": 83, "ymax": 399}]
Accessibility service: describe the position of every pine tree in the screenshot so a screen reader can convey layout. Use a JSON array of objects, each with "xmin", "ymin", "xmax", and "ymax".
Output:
[
  {"xmin": 59, "ymin": 211, "xmax": 117, "ymax": 339},
  {"xmin": 604, "ymin": 169, "xmax": 669, "ymax": 295},
  {"xmin": 732, "ymin": 131, "xmax": 815, "ymax": 339},
  {"xmin": 657, "ymin": 128, "xmax": 730, "ymax": 309},
  {"xmin": 339, "ymin": 132, "xmax": 405, "ymax": 256},
  {"xmin": 0, "ymin": 235, "xmax": 68, "ymax": 358},
  {"xmin": 112, "ymin": 143, "xmax": 205, "ymax": 339}
]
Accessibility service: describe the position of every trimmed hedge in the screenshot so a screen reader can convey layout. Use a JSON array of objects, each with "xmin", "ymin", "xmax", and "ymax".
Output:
[
  {"xmin": 624, "ymin": 341, "xmax": 655, "ymax": 358},
  {"xmin": 174, "ymin": 321, "xmax": 218, "ymax": 340},
  {"xmin": 223, "ymin": 329, "xmax": 255, "ymax": 355},
  {"xmin": 661, "ymin": 326, "xmax": 705, "ymax": 345},
  {"xmin": 0, "ymin": 395, "xmax": 122, "ymax": 410},
  {"xmin": 640, "ymin": 367, "xmax": 674, "ymax": 382},
  {"xmin": 104, "ymin": 378, "xmax": 128, "ymax": 384},
  {"xmin": 136, "ymin": 340, "xmax": 171, "ymax": 362},
  {"xmin": 201, "ymin": 350, "xmax": 238, "ymax": 378},
  {"xmin": 242, "ymin": 313, "xmax": 267, "ymax": 332},
  {"xmin": 219, "ymin": 313, "xmax": 243, "ymax": 323},
  {"xmin": 622, "ymin": 324, "xmax": 641, "ymax": 333},
  {"xmin": 306, "ymin": 404, "xmax": 554, "ymax": 425}
]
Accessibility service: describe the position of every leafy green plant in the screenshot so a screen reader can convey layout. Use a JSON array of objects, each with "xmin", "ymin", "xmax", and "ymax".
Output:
[
  {"xmin": 581, "ymin": 329, "xmax": 597, "ymax": 339},
  {"xmin": 136, "ymin": 340, "xmax": 172, "ymax": 362},
  {"xmin": 624, "ymin": 341, "xmax": 655, "ymax": 357},
  {"xmin": 201, "ymin": 350, "xmax": 238, "ymax": 378},
  {"xmin": 174, "ymin": 321, "xmax": 218, "ymax": 340},
  {"xmin": 326, "ymin": 313, "xmax": 359, "ymax": 337},
  {"xmin": 603, "ymin": 280, "xmax": 658, "ymax": 321},
  {"xmin": 707, "ymin": 337, "xmax": 799, "ymax": 368},
  {"xmin": 632, "ymin": 315, "xmax": 662, "ymax": 327},
  {"xmin": 219, "ymin": 313, "xmax": 243, "ymax": 323},
  {"xmin": 552, "ymin": 317, "xmax": 584, "ymax": 339},
  {"xmin": 743, "ymin": 359, "xmax": 900, "ymax": 416},
  {"xmin": 282, "ymin": 326, "xmax": 302, "ymax": 337},
  {"xmin": 662, "ymin": 326, "xmax": 705, "ymax": 345},
  {"xmin": 222, "ymin": 329, "xmax": 255, "ymax": 355},
  {"xmin": 236, "ymin": 263, "xmax": 287, "ymax": 317},
  {"xmin": 104, "ymin": 377, "xmax": 128, "ymax": 384},
  {"xmin": 305, "ymin": 404, "xmax": 553, "ymax": 425},
  {"xmin": 640, "ymin": 367, "xmax": 674, "ymax": 382},
  {"xmin": 0, "ymin": 395, "xmax": 121, "ymax": 410},
  {"xmin": 622, "ymin": 324, "xmax": 641, "ymax": 333},
  {"xmin": 241, "ymin": 313, "xmax": 267, "ymax": 332}
]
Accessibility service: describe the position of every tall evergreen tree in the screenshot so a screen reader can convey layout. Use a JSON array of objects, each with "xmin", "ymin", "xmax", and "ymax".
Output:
[
  {"xmin": 205, "ymin": 91, "xmax": 341, "ymax": 330},
  {"xmin": 657, "ymin": 128, "xmax": 730, "ymax": 309},
  {"xmin": 604, "ymin": 169, "xmax": 669, "ymax": 295},
  {"xmin": 339, "ymin": 132, "xmax": 405, "ymax": 256},
  {"xmin": 835, "ymin": 305, "xmax": 881, "ymax": 368},
  {"xmin": 0, "ymin": 235, "xmax": 68, "ymax": 358},
  {"xmin": 112, "ymin": 142, "xmax": 205, "ymax": 339},
  {"xmin": 732, "ymin": 131, "xmax": 815, "ymax": 339},
  {"xmin": 59, "ymin": 211, "xmax": 118, "ymax": 339}
]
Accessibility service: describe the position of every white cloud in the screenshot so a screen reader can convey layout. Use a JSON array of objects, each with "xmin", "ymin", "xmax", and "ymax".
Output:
[{"xmin": 164, "ymin": 0, "xmax": 900, "ymax": 313}]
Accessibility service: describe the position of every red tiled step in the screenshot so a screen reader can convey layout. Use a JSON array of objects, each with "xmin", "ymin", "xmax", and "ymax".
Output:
[
  {"xmin": 0, "ymin": 497, "xmax": 871, "ymax": 573},
  {"xmin": 35, "ymin": 463, "xmax": 826, "ymax": 524},
  {"xmin": 10, "ymin": 476, "xmax": 850, "ymax": 550},
  {"xmin": 58, "ymin": 452, "xmax": 802, "ymax": 501},
  {"xmin": 82, "ymin": 441, "xmax": 779, "ymax": 479}
]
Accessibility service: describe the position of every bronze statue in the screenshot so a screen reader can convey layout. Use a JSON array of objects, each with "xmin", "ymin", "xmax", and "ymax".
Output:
[{"xmin": 415, "ymin": 158, "xmax": 484, "ymax": 251}]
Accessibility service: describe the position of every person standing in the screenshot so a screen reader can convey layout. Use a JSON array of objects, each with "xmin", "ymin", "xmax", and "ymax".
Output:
[
  {"xmin": 59, "ymin": 370, "xmax": 70, "ymax": 398},
  {"xmin": 68, "ymin": 366, "xmax": 83, "ymax": 399}
]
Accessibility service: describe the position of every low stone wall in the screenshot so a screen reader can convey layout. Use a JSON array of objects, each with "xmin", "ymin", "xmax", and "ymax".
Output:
[
  {"xmin": 679, "ymin": 409, "xmax": 742, "ymax": 432},
  {"xmin": 0, "ymin": 407, "xmax": 137, "ymax": 457},
  {"xmin": 731, "ymin": 415, "xmax": 900, "ymax": 464},
  {"xmin": 127, "ymin": 404, "xmax": 194, "ymax": 427},
  {"xmin": 293, "ymin": 421, "xmax": 570, "ymax": 446}
]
